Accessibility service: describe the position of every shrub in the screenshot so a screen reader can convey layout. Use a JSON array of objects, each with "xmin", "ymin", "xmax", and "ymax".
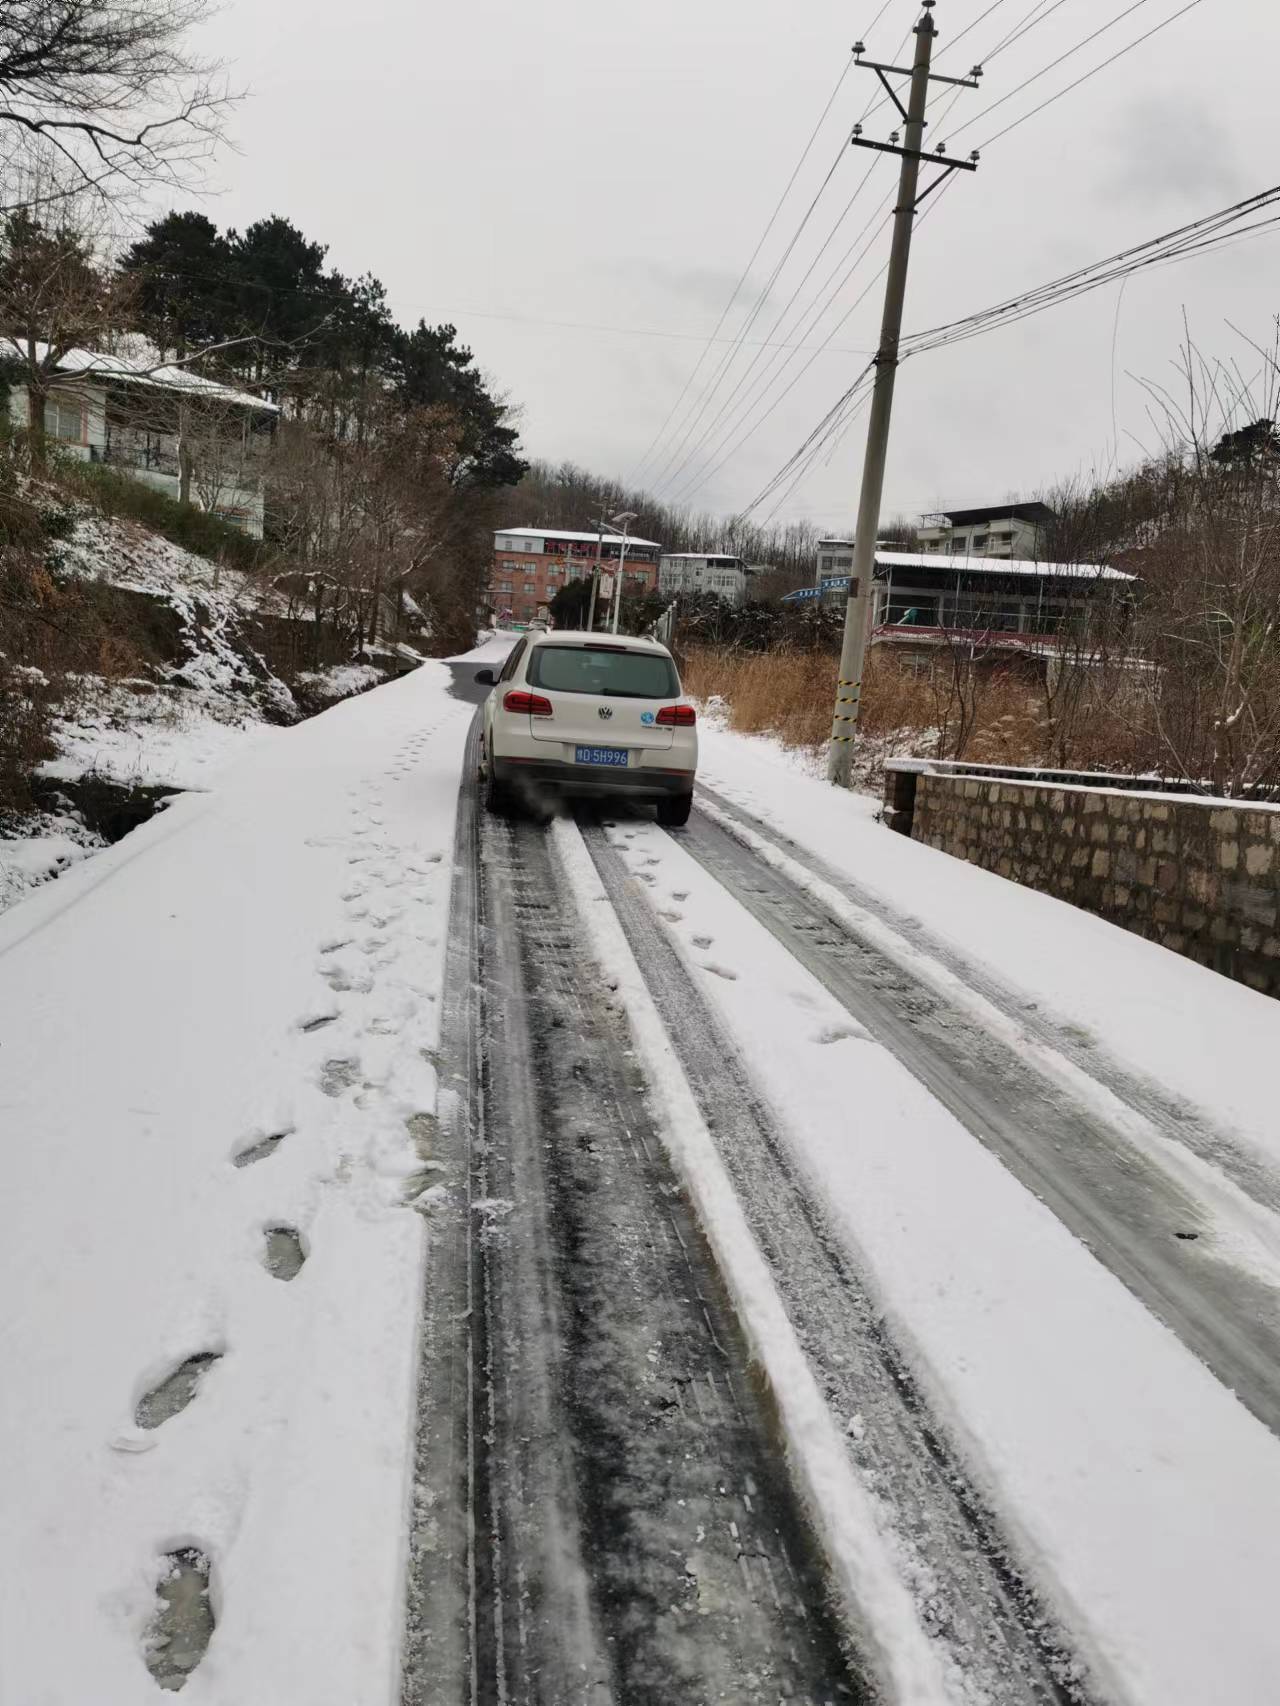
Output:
[{"xmin": 53, "ymin": 459, "xmax": 263, "ymax": 573}]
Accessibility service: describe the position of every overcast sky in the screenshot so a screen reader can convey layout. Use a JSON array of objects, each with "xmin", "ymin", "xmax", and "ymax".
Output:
[{"xmin": 194, "ymin": 0, "xmax": 1277, "ymax": 533}]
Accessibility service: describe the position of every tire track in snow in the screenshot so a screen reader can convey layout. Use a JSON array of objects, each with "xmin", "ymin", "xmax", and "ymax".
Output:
[
  {"xmin": 700, "ymin": 784, "xmax": 1280, "ymax": 1215},
  {"xmin": 676, "ymin": 800, "xmax": 1280, "ymax": 1442},
  {"xmin": 403, "ymin": 721, "xmax": 864, "ymax": 1704},
  {"xmin": 581, "ymin": 820, "xmax": 1089, "ymax": 1706}
]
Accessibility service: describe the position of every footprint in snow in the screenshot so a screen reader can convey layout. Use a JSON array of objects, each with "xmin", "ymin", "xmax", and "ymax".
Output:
[
  {"xmin": 261, "ymin": 1225, "xmax": 306, "ymax": 1281},
  {"xmin": 297, "ymin": 1012, "xmax": 338, "ymax": 1034},
  {"xmin": 692, "ymin": 934, "xmax": 714, "ymax": 949},
  {"xmin": 143, "ymin": 1548, "xmax": 215, "ymax": 1692},
  {"xmin": 671, "ymin": 891, "xmax": 689, "ymax": 902},
  {"xmin": 658, "ymin": 909, "xmax": 684, "ymax": 923},
  {"xmin": 701, "ymin": 962, "xmax": 739, "ymax": 981},
  {"xmin": 135, "ymin": 1351, "xmax": 223, "ymax": 1430},
  {"xmin": 232, "ymin": 1129, "xmax": 289, "ymax": 1167},
  {"xmin": 320, "ymin": 1058, "xmax": 359, "ymax": 1097},
  {"xmin": 318, "ymin": 937, "xmax": 353, "ymax": 956}
]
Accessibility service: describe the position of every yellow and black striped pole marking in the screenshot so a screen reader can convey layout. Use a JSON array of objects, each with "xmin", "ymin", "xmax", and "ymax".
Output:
[{"xmin": 830, "ymin": 677, "xmax": 862, "ymax": 742}]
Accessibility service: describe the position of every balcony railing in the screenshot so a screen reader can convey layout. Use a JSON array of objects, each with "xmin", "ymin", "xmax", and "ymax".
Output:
[{"xmin": 92, "ymin": 441, "xmax": 180, "ymax": 477}]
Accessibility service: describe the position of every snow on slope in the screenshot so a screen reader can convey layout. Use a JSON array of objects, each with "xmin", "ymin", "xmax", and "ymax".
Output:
[
  {"xmin": 0, "ymin": 642, "xmax": 502, "ymax": 1704},
  {"xmin": 604, "ymin": 807, "xmax": 1280, "ymax": 1706}
]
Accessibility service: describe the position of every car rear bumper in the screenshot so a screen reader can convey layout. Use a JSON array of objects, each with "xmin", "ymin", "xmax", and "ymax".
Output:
[{"xmin": 493, "ymin": 757, "xmax": 694, "ymax": 799}]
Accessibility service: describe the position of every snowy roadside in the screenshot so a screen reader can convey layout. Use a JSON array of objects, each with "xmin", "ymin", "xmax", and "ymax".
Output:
[
  {"xmin": 597, "ymin": 806, "xmax": 1280, "ymax": 1705},
  {"xmin": 696, "ymin": 723, "xmax": 1280, "ymax": 1192},
  {"xmin": 0, "ymin": 639, "xmax": 505, "ymax": 1703}
]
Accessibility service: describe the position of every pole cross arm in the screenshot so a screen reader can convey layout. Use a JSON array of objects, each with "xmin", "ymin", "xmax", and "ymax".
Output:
[
  {"xmin": 853, "ymin": 57, "xmax": 980, "ymax": 89},
  {"xmin": 851, "ymin": 136, "xmax": 980, "ymax": 171}
]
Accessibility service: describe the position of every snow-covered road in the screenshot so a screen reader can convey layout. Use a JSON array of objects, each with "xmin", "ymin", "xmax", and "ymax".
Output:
[{"xmin": 5, "ymin": 651, "xmax": 1280, "ymax": 1705}]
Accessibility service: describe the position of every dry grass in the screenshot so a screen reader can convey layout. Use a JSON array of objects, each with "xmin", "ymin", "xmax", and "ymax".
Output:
[
  {"xmin": 681, "ymin": 647, "xmax": 839, "ymax": 750},
  {"xmin": 680, "ymin": 644, "xmax": 1056, "ymax": 778}
]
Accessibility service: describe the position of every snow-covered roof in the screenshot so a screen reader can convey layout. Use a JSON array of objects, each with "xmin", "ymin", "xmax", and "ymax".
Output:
[
  {"xmin": 495, "ymin": 526, "xmax": 664, "ymax": 550},
  {"xmin": 874, "ymin": 550, "xmax": 1133, "ymax": 583},
  {"xmin": 659, "ymin": 552, "xmax": 747, "ymax": 563},
  {"xmin": 0, "ymin": 340, "xmax": 279, "ymax": 413}
]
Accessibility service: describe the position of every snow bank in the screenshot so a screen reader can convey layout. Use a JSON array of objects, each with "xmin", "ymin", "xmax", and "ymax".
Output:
[
  {"xmin": 0, "ymin": 810, "xmax": 103, "ymax": 912},
  {"xmin": 295, "ymin": 663, "xmax": 385, "ymax": 701},
  {"xmin": 697, "ymin": 724, "xmax": 1280, "ymax": 1191},
  {"xmin": 0, "ymin": 663, "xmax": 474, "ymax": 1703}
]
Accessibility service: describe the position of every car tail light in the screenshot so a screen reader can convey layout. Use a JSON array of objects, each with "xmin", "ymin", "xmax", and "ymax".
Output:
[
  {"xmin": 504, "ymin": 690, "xmax": 553, "ymax": 717},
  {"xmin": 656, "ymin": 704, "xmax": 696, "ymax": 727}
]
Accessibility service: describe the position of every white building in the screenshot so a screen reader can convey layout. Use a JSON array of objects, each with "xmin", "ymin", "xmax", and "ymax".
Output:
[
  {"xmin": 816, "ymin": 536, "xmax": 855, "ymax": 580},
  {"xmin": 658, "ymin": 551, "xmax": 757, "ymax": 605},
  {"xmin": 3, "ymin": 342, "xmax": 278, "ymax": 537},
  {"xmin": 916, "ymin": 503, "xmax": 1055, "ymax": 561}
]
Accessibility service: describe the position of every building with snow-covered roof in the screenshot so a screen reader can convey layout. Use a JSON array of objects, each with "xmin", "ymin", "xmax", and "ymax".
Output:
[
  {"xmin": 2, "ymin": 341, "xmax": 278, "ymax": 536},
  {"xmin": 785, "ymin": 548, "xmax": 1132, "ymax": 674},
  {"xmin": 491, "ymin": 527, "xmax": 664, "ymax": 624},
  {"xmin": 658, "ymin": 551, "xmax": 760, "ymax": 605}
]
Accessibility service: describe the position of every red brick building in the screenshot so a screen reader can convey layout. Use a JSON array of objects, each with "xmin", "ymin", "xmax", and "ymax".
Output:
[{"xmin": 491, "ymin": 527, "xmax": 663, "ymax": 625}]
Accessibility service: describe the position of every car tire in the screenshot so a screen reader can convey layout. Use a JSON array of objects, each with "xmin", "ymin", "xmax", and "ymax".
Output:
[
  {"xmin": 483, "ymin": 754, "xmax": 512, "ymax": 816},
  {"xmin": 655, "ymin": 792, "xmax": 693, "ymax": 828}
]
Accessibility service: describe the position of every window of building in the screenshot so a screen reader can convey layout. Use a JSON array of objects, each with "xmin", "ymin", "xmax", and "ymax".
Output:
[
  {"xmin": 523, "ymin": 580, "xmax": 537, "ymax": 594},
  {"xmin": 496, "ymin": 581, "xmax": 513, "ymax": 594},
  {"xmin": 44, "ymin": 393, "xmax": 83, "ymax": 442},
  {"xmin": 950, "ymin": 538, "xmax": 966, "ymax": 553},
  {"xmin": 971, "ymin": 534, "xmax": 988, "ymax": 550}
]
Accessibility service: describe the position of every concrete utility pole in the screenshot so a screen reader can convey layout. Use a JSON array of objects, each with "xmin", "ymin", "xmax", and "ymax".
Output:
[
  {"xmin": 587, "ymin": 520, "xmax": 605, "ymax": 631},
  {"xmin": 826, "ymin": 0, "xmax": 980, "ymax": 785},
  {"xmin": 611, "ymin": 515, "xmax": 634, "ymax": 635}
]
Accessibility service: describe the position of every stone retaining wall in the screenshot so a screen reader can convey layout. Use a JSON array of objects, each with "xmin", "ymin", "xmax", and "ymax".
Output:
[{"xmin": 897, "ymin": 767, "xmax": 1280, "ymax": 995}]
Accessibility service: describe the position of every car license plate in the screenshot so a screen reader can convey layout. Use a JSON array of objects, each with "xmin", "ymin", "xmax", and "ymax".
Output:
[{"xmin": 574, "ymin": 745, "xmax": 629, "ymax": 768}]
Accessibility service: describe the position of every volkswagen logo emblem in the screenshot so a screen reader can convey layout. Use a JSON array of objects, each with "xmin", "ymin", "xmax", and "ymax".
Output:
[{"xmin": 598, "ymin": 706, "xmax": 613, "ymax": 720}]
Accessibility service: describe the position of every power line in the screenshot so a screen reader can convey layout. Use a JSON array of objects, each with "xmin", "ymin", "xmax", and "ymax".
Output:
[
  {"xmin": 732, "ymin": 177, "xmax": 962, "ymax": 523},
  {"xmin": 981, "ymin": 0, "xmax": 1074, "ymax": 63},
  {"xmin": 739, "ymin": 182, "xmax": 1280, "ymax": 525},
  {"xmin": 650, "ymin": 161, "xmax": 889, "ymax": 498},
  {"xmin": 971, "ymin": 0, "xmax": 1208, "ymax": 150},
  {"xmin": 643, "ymin": 6, "xmax": 926, "ymax": 495},
  {"xmin": 950, "ymin": 0, "xmax": 1200, "ymax": 147},
  {"xmin": 651, "ymin": 0, "xmax": 1031, "ymax": 506},
  {"xmin": 444, "ymin": 306, "xmax": 877, "ymax": 356},
  {"xmin": 662, "ymin": 204, "xmax": 895, "ymax": 507},
  {"xmin": 900, "ymin": 182, "xmax": 1280, "ymax": 359},
  {"xmin": 643, "ymin": 129, "xmax": 857, "ymax": 491},
  {"xmin": 627, "ymin": 50, "xmax": 858, "ymax": 486}
]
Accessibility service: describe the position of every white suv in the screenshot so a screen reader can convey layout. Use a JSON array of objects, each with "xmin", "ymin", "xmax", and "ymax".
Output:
[{"xmin": 475, "ymin": 630, "xmax": 698, "ymax": 825}]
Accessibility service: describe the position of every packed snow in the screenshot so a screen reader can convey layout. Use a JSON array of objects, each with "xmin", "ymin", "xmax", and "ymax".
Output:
[{"xmin": 0, "ymin": 641, "xmax": 506, "ymax": 1703}]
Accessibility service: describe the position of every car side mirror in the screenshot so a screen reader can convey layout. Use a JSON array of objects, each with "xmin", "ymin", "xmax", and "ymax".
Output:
[{"xmin": 474, "ymin": 668, "xmax": 496, "ymax": 686}]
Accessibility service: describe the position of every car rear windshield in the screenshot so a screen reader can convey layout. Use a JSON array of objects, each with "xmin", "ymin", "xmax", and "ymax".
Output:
[{"xmin": 528, "ymin": 644, "xmax": 678, "ymax": 699}]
